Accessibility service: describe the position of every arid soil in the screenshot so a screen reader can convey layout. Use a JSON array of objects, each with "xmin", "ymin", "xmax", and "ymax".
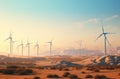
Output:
[{"xmin": 0, "ymin": 66, "xmax": 119, "ymax": 79}]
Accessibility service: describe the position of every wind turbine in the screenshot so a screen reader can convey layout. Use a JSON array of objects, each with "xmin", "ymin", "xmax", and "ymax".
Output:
[
  {"xmin": 47, "ymin": 40, "xmax": 53, "ymax": 56},
  {"xmin": 6, "ymin": 33, "xmax": 13, "ymax": 55},
  {"xmin": 35, "ymin": 41, "xmax": 39, "ymax": 56},
  {"xmin": 96, "ymin": 23, "xmax": 114, "ymax": 57},
  {"xmin": 26, "ymin": 41, "xmax": 31, "ymax": 56},
  {"xmin": 18, "ymin": 41, "xmax": 24, "ymax": 56},
  {"xmin": 80, "ymin": 40, "xmax": 82, "ymax": 54}
]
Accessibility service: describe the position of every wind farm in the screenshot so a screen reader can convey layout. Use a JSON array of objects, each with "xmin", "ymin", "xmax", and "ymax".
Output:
[
  {"xmin": 0, "ymin": 22, "xmax": 119, "ymax": 79},
  {"xmin": 0, "ymin": 0, "xmax": 120, "ymax": 79},
  {"xmin": 35, "ymin": 41, "xmax": 39, "ymax": 56}
]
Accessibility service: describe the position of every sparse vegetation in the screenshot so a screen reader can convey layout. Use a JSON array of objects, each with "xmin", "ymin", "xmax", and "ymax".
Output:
[
  {"xmin": 94, "ymin": 69, "xmax": 100, "ymax": 72},
  {"xmin": 58, "ymin": 67, "xmax": 70, "ymax": 71},
  {"xmin": 7, "ymin": 65, "xmax": 19, "ymax": 69},
  {"xmin": 33, "ymin": 76, "xmax": 40, "ymax": 79},
  {"xmin": 99, "ymin": 66, "xmax": 115, "ymax": 70},
  {"xmin": 94, "ymin": 75, "xmax": 109, "ymax": 79},
  {"xmin": 0, "ymin": 67, "xmax": 35, "ymax": 75},
  {"xmin": 63, "ymin": 68, "xmax": 70, "ymax": 71},
  {"xmin": 0, "ymin": 69, "xmax": 6, "ymax": 73},
  {"xmin": 85, "ymin": 74, "xmax": 93, "ymax": 78},
  {"xmin": 81, "ymin": 71, "xmax": 86, "ymax": 74},
  {"xmin": 68, "ymin": 74, "xmax": 79, "ymax": 79},
  {"xmin": 3, "ymin": 69, "xmax": 15, "ymax": 74},
  {"xmin": 0, "ymin": 56, "xmax": 119, "ymax": 79},
  {"xmin": 87, "ymin": 66, "xmax": 100, "ymax": 72},
  {"xmin": 47, "ymin": 74, "xmax": 60, "ymax": 78},
  {"xmin": 17, "ymin": 69, "xmax": 34, "ymax": 75},
  {"xmin": 62, "ymin": 72, "xmax": 71, "ymax": 77},
  {"xmin": 118, "ymin": 73, "xmax": 120, "ymax": 76}
]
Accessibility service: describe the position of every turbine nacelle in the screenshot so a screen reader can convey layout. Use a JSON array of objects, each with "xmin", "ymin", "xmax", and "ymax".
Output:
[
  {"xmin": 47, "ymin": 40, "xmax": 52, "ymax": 45},
  {"xmin": 96, "ymin": 32, "xmax": 114, "ymax": 41},
  {"xmin": 26, "ymin": 41, "xmax": 32, "ymax": 46},
  {"xmin": 18, "ymin": 41, "xmax": 24, "ymax": 47},
  {"xmin": 35, "ymin": 41, "xmax": 39, "ymax": 47}
]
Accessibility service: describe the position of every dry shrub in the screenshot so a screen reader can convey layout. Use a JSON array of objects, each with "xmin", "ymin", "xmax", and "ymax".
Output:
[
  {"xmin": 0, "ymin": 69, "xmax": 6, "ymax": 73},
  {"xmin": 106, "ymin": 66, "xmax": 115, "ymax": 70},
  {"xmin": 118, "ymin": 73, "xmax": 120, "ymax": 76},
  {"xmin": 62, "ymin": 72, "xmax": 71, "ymax": 77},
  {"xmin": 47, "ymin": 74, "xmax": 60, "ymax": 78},
  {"xmin": 58, "ymin": 67, "xmax": 70, "ymax": 71},
  {"xmin": 2, "ymin": 69, "xmax": 15, "ymax": 74},
  {"xmin": 98, "ymin": 66, "xmax": 115, "ymax": 70},
  {"xmin": 95, "ymin": 75, "xmax": 109, "ymax": 79},
  {"xmin": 33, "ymin": 76, "xmax": 40, "ymax": 79},
  {"xmin": 116, "ymin": 66, "xmax": 120, "ymax": 69},
  {"xmin": 37, "ymin": 66, "xmax": 45, "ymax": 70},
  {"xmin": 7, "ymin": 65, "xmax": 19, "ymax": 69},
  {"xmin": 94, "ymin": 69, "xmax": 100, "ymax": 72},
  {"xmin": 17, "ymin": 69, "xmax": 34, "ymax": 75},
  {"xmin": 87, "ymin": 66, "xmax": 100, "ymax": 72},
  {"xmin": 68, "ymin": 74, "xmax": 79, "ymax": 79},
  {"xmin": 63, "ymin": 68, "xmax": 70, "ymax": 71},
  {"xmin": 85, "ymin": 74, "xmax": 93, "ymax": 78},
  {"xmin": 1, "ymin": 67, "xmax": 34, "ymax": 75},
  {"xmin": 49, "ymin": 67, "xmax": 57, "ymax": 70},
  {"xmin": 58, "ymin": 67, "xmax": 63, "ymax": 71},
  {"xmin": 81, "ymin": 71, "xmax": 86, "ymax": 74}
]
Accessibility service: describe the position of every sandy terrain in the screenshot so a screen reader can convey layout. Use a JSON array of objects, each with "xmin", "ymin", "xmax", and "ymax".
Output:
[
  {"xmin": 0, "ymin": 55, "xmax": 120, "ymax": 79},
  {"xmin": 0, "ymin": 67, "xmax": 120, "ymax": 79}
]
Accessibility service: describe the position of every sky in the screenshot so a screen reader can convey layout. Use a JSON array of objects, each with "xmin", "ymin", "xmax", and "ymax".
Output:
[{"xmin": 0, "ymin": 0, "xmax": 120, "ymax": 56}]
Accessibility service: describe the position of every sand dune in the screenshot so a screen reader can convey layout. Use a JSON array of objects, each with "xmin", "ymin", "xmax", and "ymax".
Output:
[{"xmin": 74, "ymin": 55, "xmax": 120, "ymax": 66}]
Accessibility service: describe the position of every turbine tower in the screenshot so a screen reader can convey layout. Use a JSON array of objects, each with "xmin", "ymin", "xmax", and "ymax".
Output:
[
  {"xmin": 12, "ymin": 40, "xmax": 17, "ymax": 54},
  {"xmin": 80, "ymin": 40, "xmax": 82, "ymax": 54},
  {"xmin": 47, "ymin": 40, "xmax": 52, "ymax": 56},
  {"xmin": 6, "ymin": 33, "xmax": 13, "ymax": 55},
  {"xmin": 96, "ymin": 23, "xmax": 113, "ymax": 57},
  {"xmin": 18, "ymin": 41, "xmax": 24, "ymax": 56},
  {"xmin": 26, "ymin": 41, "xmax": 31, "ymax": 56},
  {"xmin": 35, "ymin": 41, "xmax": 39, "ymax": 56}
]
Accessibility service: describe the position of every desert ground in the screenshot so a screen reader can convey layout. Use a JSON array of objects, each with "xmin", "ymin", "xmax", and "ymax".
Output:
[{"xmin": 0, "ymin": 55, "xmax": 120, "ymax": 79}]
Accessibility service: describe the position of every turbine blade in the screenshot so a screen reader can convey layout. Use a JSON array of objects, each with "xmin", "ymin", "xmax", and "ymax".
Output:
[
  {"xmin": 5, "ymin": 37, "xmax": 10, "ymax": 41},
  {"xmin": 96, "ymin": 33, "xmax": 103, "ymax": 41},
  {"xmin": 106, "ymin": 37, "xmax": 114, "ymax": 53},
  {"xmin": 18, "ymin": 44, "xmax": 22, "ymax": 46},
  {"xmin": 46, "ymin": 42, "xmax": 50, "ymax": 43},
  {"xmin": 106, "ymin": 38, "xmax": 111, "ymax": 46},
  {"xmin": 106, "ymin": 32, "xmax": 115, "ymax": 34},
  {"xmin": 101, "ymin": 23, "xmax": 104, "ymax": 33},
  {"xmin": 12, "ymin": 41, "xmax": 17, "ymax": 43}
]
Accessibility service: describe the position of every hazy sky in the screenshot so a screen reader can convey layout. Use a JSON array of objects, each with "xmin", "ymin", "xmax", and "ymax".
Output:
[{"xmin": 0, "ymin": 0, "xmax": 120, "ymax": 56}]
